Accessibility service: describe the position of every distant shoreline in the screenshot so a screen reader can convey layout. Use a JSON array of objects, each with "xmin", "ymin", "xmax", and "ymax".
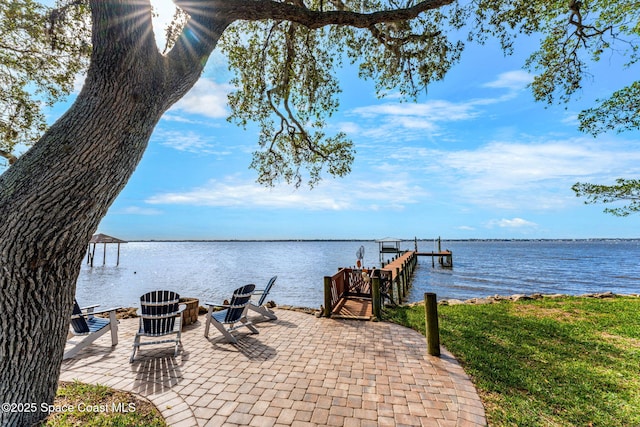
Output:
[{"xmin": 124, "ymin": 238, "xmax": 640, "ymax": 243}]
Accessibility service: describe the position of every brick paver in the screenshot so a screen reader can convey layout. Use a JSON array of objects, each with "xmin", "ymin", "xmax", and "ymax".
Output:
[{"xmin": 61, "ymin": 310, "xmax": 486, "ymax": 426}]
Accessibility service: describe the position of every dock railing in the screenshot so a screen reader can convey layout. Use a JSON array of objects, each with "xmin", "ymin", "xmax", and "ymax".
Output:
[
  {"xmin": 323, "ymin": 251, "xmax": 418, "ymax": 319},
  {"xmin": 323, "ymin": 268, "xmax": 371, "ymax": 317},
  {"xmin": 324, "ymin": 269, "xmax": 347, "ymax": 316}
]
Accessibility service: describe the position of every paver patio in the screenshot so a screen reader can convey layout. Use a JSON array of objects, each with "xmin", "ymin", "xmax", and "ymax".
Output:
[{"xmin": 61, "ymin": 309, "xmax": 486, "ymax": 426}]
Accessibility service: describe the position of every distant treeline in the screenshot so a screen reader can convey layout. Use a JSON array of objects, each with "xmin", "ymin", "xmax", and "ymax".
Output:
[{"xmin": 127, "ymin": 238, "xmax": 640, "ymax": 243}]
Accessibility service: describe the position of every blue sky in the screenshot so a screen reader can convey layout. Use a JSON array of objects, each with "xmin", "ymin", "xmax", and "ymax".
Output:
[{"xmin": 40, "ymin": 1, "xmax": 640, "ymax": 240}]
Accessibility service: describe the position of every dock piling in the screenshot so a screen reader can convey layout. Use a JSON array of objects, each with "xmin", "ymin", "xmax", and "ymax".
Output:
[
  {"xmin": 372, "ymin": 276, "xmax": 381, "ymax": 319},
  {"xmin": 323, "ymin": 277, "xmax": 332, "ymax": 318},
  {"xmin": 424, "ymin": 292, "xmax": 441, "ymax": 357}
]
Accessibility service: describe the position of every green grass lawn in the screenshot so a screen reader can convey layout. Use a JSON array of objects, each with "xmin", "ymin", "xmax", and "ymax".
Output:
[
  {"xmin": 44, "ymin": 381, "xmax": 166, "ymax": 427},
  {"xmin": 385, "ymin": 295, "xmax": 640, "ymax": 427}
]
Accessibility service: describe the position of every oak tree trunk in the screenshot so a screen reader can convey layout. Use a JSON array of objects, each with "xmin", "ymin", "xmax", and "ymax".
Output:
[
  {"xmin": 0, "ymin": 51, "xmax": 168, "ymax": 427},
  {"xmin": 0, "ymin": 1, "xmax": 228, "ymax": 425}
]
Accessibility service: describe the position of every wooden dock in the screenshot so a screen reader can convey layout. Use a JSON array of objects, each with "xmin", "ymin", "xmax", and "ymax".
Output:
[
  {"xmin": 326, "ymin": 251, "xmax": 418, "ymax": 320},
  {"xmin": 416, "ymin": 237, "xmax": 453, "ymax": 267},
  {"xmin": 332, "ymin": 297, "xmax": 372, "ymax": 319},
  {"xmin": 382, "ymin": 251, "xmax": 415, "ymax": 273},
  {"xmin": 416, "ymin": 250, "xmax": 453, "ymax": 267},
  {"xmin": 325, "ymin": 238, "xmax": 454, "ymax": 320}
]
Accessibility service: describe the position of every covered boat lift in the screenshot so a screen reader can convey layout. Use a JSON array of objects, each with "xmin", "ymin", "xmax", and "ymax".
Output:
[
  {"xmin": 87, "ymin": 233, "xmax": 127, "ymax": 266},
  {"xmin": 376, "ymin": 237, "xmax": 403, "ymax": 265}
]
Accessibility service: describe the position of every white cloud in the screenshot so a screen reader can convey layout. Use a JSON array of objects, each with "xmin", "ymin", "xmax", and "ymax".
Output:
[
  {"xmin": 342, "ymin": 70, "xmax": 534, "ymax": 142},
  {"xmin": 153, "ymin": 130, "xmax": 231, "ymax": 155},
  {"xmin": 387, "ymin": 137, "xmax": 640, "ymax": 211},
  {"xmin": 116, "ymin": 206, "xmax": 163, "ymax": 215},
  {"xmin": 483, "ymin": 70, "xmax": 532, "ymax": 91},
  {"xmin": 147, "ymin": 181, "xmax": 350, "ymax": 210},
  {"xmin": 161, "ymin": 114, "xmax": 215, "ymax": 125},
  {"xmin": 457, "ymin": 225, "xmax": 476, "ymax": 231},
  {"xmin": 338, "ymin": 121, "xmax": 362, "ymax": 134},
  {"xmin": 441, "ymin": 138, "xmax": 637, "ymax": 184},
  {"xmin": 486, "ymin": 218, "xmax": 538, "ymax": 228},
  {"xmin": 145, "ymin": 176, "xmax": 429, "ymax": 211},
  {"xmin": 561, "ymin": 112, "xmax": 580, "ymax": 127},
  {"xmin": 352, "ymin": 100, "xmax": 478, "ymax": 122},
  {"xmin": 344, "ymin": 99, "xmax": 477, "ymax": 143},
  {"xmin": 170, "ymin": 78, "xmax": 232, "ymax": 119}
]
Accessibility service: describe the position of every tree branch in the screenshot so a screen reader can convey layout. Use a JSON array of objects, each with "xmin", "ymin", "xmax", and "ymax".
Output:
[
  {"xmin": 567, "ymin": 0, "xmax": 612, "ymax": 42},
  {"xmin": 167, "ymin": 1, "xmax": 235, "ymax": 94},
  {"xmin": 0, "ymin": 149, "xmax": 18, "ymax": 166},
  {"xmin": 47, "ymin": 0, "xmax": 89, "ymax": 50},
  {"xmin": 211, "ymin": 0, "xmax": 454, "ymax": 29},
  {"xmin": 165, "ymin": 0, "xmax": 452, "ymax": 103},
  {"xmin": 573, "ymin": 178, "xmax": 640, "ymax": 216},
  {"xmin": 0, "ymin": 43, "xmax": 41, "ymax": 55}
]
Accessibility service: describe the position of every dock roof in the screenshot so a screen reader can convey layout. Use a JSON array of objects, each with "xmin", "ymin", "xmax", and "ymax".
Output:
[
  {"xmin": 89, "ymin": 233, "xmax": 127, "ymax": 244},
  {"xmin": 375, "ymin": 237, "xmax": 403, "ymax": 243}
]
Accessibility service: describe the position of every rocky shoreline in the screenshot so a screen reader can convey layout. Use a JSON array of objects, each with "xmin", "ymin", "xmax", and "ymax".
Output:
[
  {"xmin": 105, "ymin": 292, "xmax": 639, "ymax": 320},
  {"xmin": 429, "ymin": 291, "xmax": 640, "ymax": 306}
]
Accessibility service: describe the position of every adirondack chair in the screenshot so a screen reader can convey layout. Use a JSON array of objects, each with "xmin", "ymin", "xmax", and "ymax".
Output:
[
  {"xmin": 64, "ymin": 300, "xmax": 120, "ymax": 360},
  {"xmin": 130, "ymin": 290, "xmax": 186, "ymax": 363},
  {"xmin": 204, "ymin": 284, "xmax": 258, "ymax": 343},
  {"xmin": 247, "ymin": 276, "xmax": 278, "ymax": 321}
]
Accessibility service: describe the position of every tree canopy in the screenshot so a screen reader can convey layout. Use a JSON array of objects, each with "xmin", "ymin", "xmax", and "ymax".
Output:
[
  {"xmin": 2, "ymin": 0, "xmax": 638, "ymax": 186},
  {"xmin": 573, "ymin": 178, "xmax": 640, "ymax": 216},
  {"xmin": 0, "ymin": 0, "xmax": 90, "ymax": 166},
  {"xmin": 538, "ymin": 0, "xmax": 640, "ymax": 214}
]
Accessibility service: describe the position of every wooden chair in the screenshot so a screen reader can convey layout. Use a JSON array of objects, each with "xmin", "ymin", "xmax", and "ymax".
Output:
[
  {"xmin": 64, "ymin": 300, "xmax": 120, "ymax": 360},
  {"xmin": 204, "ymin": 284, "xmax": 258, "ymax": 343},
  {"xmin": 130, "ymin": 290, "xmax": 185, "ymax": 363},
  {"xmin": 248, "ymin": 276, "xmax": 278, "ymax": 321}
]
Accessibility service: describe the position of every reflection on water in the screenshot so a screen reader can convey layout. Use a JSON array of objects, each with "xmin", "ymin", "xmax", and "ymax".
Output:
[{"xmin": 76, "ymin": 240, "xmax": 640, "ymax": 309}]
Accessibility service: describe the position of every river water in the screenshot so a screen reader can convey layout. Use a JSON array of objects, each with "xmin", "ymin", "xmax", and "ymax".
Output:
[{"xmin": 75, "ymin": 240, "xmax": 640, "ymax": 309}]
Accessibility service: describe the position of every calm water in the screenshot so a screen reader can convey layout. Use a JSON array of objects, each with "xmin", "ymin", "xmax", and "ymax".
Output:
[{"xmin": 75, "ymin": 240, "xmax": 640, "ymax": 309}]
